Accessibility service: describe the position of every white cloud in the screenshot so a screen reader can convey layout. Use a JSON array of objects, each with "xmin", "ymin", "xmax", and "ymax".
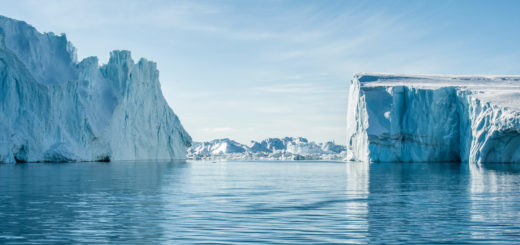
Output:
[
  {"xmin": 200, "ymin": 127, "xmax": 233, "ymax": 133},
  {"xmin": 253, "ymin": 83, "xmax": 347, "ymax": 95}
]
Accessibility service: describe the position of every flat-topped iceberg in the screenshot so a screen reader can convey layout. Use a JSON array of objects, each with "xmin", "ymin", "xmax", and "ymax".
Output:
[
  {"xmin": 346, "ymin": 73, "xmax": 520, "ymax": 163},
  {"xmin": 0, "ymin": 16, "xmax": 191, "ymax": 163}
]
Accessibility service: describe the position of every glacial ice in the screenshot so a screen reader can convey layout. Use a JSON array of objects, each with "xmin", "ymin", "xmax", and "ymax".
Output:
[
  {"xmin": 0, "ymin": 16, "xmax": 191, "ymax": 163},
  {"xmin": 346, "ymin": 73, "xmax": 520, "ymax": 163},
  {"xmin": 188, "ymin": 137, "xmax": 346, "ymax": 160}
]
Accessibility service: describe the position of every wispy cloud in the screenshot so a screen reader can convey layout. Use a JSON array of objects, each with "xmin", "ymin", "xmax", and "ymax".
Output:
[
  {"xmin": 200, "ymin": 127, "xmax": 233, "ymax": 133},
  {"xmin": 253, "ymin": 83, "xmax": 346, "ymax": 95},
  {"xmin": 5, "ymin": 0, "xmax": 519, "ymax": 144}
]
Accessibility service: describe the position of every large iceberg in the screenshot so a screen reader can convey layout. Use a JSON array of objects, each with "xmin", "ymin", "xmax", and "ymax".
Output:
[
  {"xmin": 0, "ymin": 16, "xmax": 191, "ymax": 163},
  {"xmin": 188, "ymin": 137, "xmax": 346, "ymax": 160},
  {"xmin": 346, "ymin": 73, "xmax": 520, "ymax": 163}
]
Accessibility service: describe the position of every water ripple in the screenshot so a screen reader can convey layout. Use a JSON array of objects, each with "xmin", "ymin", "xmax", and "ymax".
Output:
[{"xmin": 0, "ymin": 161, "xmax": 519, "ymax": 244}]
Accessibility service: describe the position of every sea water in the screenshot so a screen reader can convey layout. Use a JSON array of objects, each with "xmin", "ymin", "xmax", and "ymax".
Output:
[{"xmin": 1, "ymin": 161, "xmax": 519, "ymax": 244}]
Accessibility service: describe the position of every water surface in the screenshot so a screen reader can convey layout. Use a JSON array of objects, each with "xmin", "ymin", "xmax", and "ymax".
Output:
[{"xmin": 1, "ymin": 161, "xmax": 519, "ymax": 244}]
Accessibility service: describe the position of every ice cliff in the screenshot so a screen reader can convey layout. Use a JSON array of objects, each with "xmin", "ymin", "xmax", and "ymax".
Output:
[
  {"xmin": 0, "ymin": 16, "xmax": 191, "ymax": 163},
  {"xmin": 346, "ymin": 73, "xmax": 520, "ymax": 163},
  {"xmin": 188, "ymin": 137, "xmax": 346, "ymax": 160}
]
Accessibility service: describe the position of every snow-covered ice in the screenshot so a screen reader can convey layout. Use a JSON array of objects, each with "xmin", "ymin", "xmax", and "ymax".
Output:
[
  {"xmin": 0, "ymin": 16, "xmax": 191, "ymax": 163},
  {"xmin": 188, "ymin": 137, "xmax": 346, "ymax": 161},
  {"xmin": 346, "ymin": 73, "xmax": 520, "ymax": 163}
]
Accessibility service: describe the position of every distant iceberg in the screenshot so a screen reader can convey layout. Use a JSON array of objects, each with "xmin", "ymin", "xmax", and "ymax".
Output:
[
  {"xmin": 346, "ymin": 73, "xmax": 520, "ymax": 163},
  {"xmin": 0, "ymin": 16, "xmax": 191, "ymax": 163},
  {"xmin": 188, "ymin": 137, "xmax": 346, "ymax": 160}
]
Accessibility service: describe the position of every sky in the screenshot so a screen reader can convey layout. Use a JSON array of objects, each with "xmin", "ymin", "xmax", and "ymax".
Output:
[{"xmin": 2, "ymin": 0, "xmax": 520, "ymax": 144}]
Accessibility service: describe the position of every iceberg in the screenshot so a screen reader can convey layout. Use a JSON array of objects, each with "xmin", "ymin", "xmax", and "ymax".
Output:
[
  {"xmin": 189, "ymin": 138, "xmax": 247, "ymax": 156},
  {"xmin": 346, "ymin": 73, "xmax": 520, "ymax": 163},
  {"xmin": 188, "ymin": 137, "xmax": 346, "ymax": 160},
  {"xmin": 0, "ymin": 16, "xmax": 191, "ymax": 163}
]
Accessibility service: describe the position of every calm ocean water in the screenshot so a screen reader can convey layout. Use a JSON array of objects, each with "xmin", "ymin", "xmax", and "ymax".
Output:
[{"xmin": 0, "ymin": 161, "xmax": 519, "ymax": 244}]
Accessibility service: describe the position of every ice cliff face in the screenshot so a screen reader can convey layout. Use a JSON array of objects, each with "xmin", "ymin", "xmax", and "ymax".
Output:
[
  {"xmin": 346, "ymin": 73, "xmax": 520, "ymax": 163},
  {"xmin": 0, "ymin": 16, "xmax": 191, "ymax": 163},
  {"xmin": 188, "ymin": 137, "xmax": 346, "ymax": 160}
]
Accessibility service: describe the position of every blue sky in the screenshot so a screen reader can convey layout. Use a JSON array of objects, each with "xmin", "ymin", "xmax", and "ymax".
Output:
[{"xmin": 3, "ymin": 0, "xmax": 520, "ymax": 144}]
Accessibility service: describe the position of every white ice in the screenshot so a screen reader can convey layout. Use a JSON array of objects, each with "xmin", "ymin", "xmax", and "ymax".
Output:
[
  {"xmin": 188, "ymin": 137, "xmax": 346, "ymax": 161},
  {"xmin": 0, "ymin": 16, "xmax": 191, "ymax": 163},
  {"xmin": 346, "ymin": 73, "xmax": 520, "ymax": 163}
]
